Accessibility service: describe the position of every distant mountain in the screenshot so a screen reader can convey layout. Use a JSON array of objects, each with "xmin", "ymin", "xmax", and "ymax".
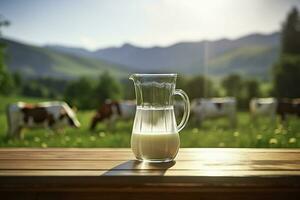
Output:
[
  {"xmin": 47, "ymin": 32, "xmax": 280, "ymax": 79},
  {"xmin": 1, "ymin": 32, "xmax": 280, "ymax": 80},
  {"xmin": 1, "ymin": 39, "xmax": 129, "ymax": 79}
]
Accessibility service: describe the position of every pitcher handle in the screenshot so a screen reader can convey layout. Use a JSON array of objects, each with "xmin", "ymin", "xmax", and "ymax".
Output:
[{"xmin": 174, "ymin": 89, "xmax": 190, "ymax": 132}]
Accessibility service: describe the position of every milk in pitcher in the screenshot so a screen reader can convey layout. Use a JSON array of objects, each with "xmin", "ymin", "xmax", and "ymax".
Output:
[{"xmin": 131, "ymin": 106, "xmax": 180, "ymax": 162}]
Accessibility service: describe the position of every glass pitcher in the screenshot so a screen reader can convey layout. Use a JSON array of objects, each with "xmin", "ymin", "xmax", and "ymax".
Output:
[{"xmin": 129, "ymin": 74, "xmax": 190, "ymax": 163}]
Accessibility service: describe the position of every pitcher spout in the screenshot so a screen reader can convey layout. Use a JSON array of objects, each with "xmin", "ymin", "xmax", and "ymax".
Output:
[{"xmin": 129, "ymin": 74, "xmax": 137, "ymax": 81}]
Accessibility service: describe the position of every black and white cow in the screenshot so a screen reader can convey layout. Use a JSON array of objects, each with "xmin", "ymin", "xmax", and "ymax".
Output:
[
  {"xmin": 249, "ymin": 98, "xmax": 278, "ymax": 123},
  {"xmin": 191, "ymin": 97, "xmax": 237, "ymax": 127},
  {"xmin": 6, "ymin": 101, "xmax": 80, "ymax": 139}
]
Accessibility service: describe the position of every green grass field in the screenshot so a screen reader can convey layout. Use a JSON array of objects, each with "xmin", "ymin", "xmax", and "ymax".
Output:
[{"xmin": 0, "ymin": 96, "xmax": 299, "ymax": 148}]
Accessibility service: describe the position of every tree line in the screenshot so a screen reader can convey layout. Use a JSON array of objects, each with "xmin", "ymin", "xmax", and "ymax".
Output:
[{"xmin": 2, "ymin": 71, "xmax": 265, "ymax": 110}]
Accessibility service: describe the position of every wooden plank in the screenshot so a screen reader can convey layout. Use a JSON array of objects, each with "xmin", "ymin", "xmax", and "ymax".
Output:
[
  {"xmin": 0, "ymin": 159, "xmax": 300, "ymax": 171},
  {"xmin": 1, "ymin": 170, "xmax": 300, "ymax": 176},
  {"xmin": 1, "ymin": 176, "xmax": 300, "ymax": 192},
  {"xmin": 1, "ymin": 191, "xmax": 299, "ymax": 200},
  {"xmin": 33, "ymin": 191, "xmax": 300, "ymax": 200},
  {"xmin": 0, "ymin": 149, "xmax": 299, "ymax": 161}
]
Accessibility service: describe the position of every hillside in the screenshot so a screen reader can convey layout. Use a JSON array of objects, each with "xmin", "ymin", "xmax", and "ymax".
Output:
[
  {"xmin": 1, "ymin": 32, "xmax": 280, "ymax": 80},
  {"xmin": 206, "ymin": 45, "xmax": 279, "ymax": 79},
  {"xmin": 47, "ymin": 32, "xmax": 280, "ymax": 78},
  {"xmin": 1, "ymin": 39, "xmax": 129, "ymax": 79}
]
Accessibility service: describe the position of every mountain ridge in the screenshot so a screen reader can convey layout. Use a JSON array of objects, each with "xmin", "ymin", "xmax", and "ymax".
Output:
[
  {"xmin": 46, "ymin": 32, "xmax": 280, "ymax": 78},
  {"xmin": 1, "ymin": 32, "xmax": 280, "ymax": 79},
  {"xmin": 1, "ymin": 38, "xmax": 129, "ymax": 79}
]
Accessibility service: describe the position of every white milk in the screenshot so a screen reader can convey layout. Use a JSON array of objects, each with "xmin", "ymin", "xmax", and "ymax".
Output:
[
  {"xmin": 131, "ymin": 132, "xmax": 180, "ymax": 161},
  {"xmin": 131, "ymin": 106, "xmax": 180, "ymax": 162}
]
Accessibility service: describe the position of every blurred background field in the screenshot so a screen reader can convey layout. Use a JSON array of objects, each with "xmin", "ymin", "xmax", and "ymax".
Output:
[
  {"xmin": 1, "ymin": 95, "xmax": 299, "ymax": 148},
  {"xmin": 0, "ymin": 1, "xmax": 300, "ymax": 148}
]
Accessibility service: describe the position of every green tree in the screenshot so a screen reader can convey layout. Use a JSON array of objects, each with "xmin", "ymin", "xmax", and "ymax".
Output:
[
  {"xmin": 244, "ymin": 79, "xmax": 261, "ymax": 99},
  {"xmin": 281, "ymin": 7, "xmax": 300, "ymax": 55},
  {"xmin": 64, "ymin": 73, "xmax": 122, "ymax": 109},
  {"xmin": 64, "ymin": 77, "xmax": 95, "ymax": 109},
  {"xmin": 273, "ymin": 56, "xmax": 300, "ymax": 98},
  {"xmin": 185, "ymin": 75, "xmax": 217, "ymax": 99},
  {"xmin": 21, "ymin": 81, "xmax": 49, "ymax": 98},
  {"xmin": 12, "ymin": 72, "xmax": 22, "ymax": 88},
  {"xmin": 273, "ymin": 7, "xmax": 300, "ymax": 97},
  {"xmin": 221, "ymin": 74, "xmax": 243, "ymax": 98},
  {"xmin": 0, "ymin": 16, "xmax": 14, "ymax": 95},
  {"xmin": 94, "ymin": 71, "xmax": 122, "ymax": 106},
  {"xmin": 236, "ymin": 79, "xmax": 262, "ymax": 109},
  {"xmin": 176, "ymin": 74, "xmax": 188, "ymax": 91}
]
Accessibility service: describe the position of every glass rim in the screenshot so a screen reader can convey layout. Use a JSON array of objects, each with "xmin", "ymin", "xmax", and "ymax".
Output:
[{"xmin": 130, "ymin": 73, "xmax": 177, "ymax": 77}]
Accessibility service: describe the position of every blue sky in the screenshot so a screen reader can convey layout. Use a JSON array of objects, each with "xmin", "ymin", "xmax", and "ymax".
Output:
[{"xmin": 0, "ymin": 0, "xmax": 299, "ymax": 50}]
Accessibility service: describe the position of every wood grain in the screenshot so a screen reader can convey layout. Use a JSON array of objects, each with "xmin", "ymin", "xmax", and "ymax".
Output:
[{"xmin": 0, "ymin": 148, "xmax": 300, "ymax": 200}]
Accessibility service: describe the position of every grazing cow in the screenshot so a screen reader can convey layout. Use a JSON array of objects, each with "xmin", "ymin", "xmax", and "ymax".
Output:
[
  {"xmin": 6, "ymin": 101, "xmax": 80, "ymax": 139},
  {"xmin": 90, "ymin": 100, "xmax": 136, "ymax": 131},
  {"xmin": 277, "ymin": 98, "xmax": 300, "ymax": 121},
  {"xmin": 191, "ymin": 97, "xmax": 237, "ymax": 127},
  {"xmin": 174, "ymin": 100, "xmax": 185, "ymax": 118},
  {"xmin": 250, "ymin": 98, "xmax": 278, "ymax": 123},
  {"xmin": 118, "ymin": 100, "xmax": 136, "ymax": 120}
]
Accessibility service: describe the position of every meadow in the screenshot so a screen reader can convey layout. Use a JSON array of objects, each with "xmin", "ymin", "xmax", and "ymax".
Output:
[{"xmin": 0, "ymin": 95, "xmax": 299, "ymax": 148}]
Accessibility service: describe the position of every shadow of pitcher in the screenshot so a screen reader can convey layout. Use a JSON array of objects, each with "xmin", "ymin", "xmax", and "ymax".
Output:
[{"xmin": 102, "ymin": 160, "xmax": 176, "ymax": 176}]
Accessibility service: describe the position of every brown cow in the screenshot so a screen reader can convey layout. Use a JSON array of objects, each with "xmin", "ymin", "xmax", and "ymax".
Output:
[
  {"xmin": 90, "ymin": 100, "xmax": 122, "ymax": 131},
  {"xmin": 277, "ymin": 98, "xmax": 300, "ymax": 121}
]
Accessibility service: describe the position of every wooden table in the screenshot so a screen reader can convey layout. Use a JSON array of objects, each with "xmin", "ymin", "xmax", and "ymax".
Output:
[{"xmin": 0, "ymin": 148, "xmax": 300, "ymax": 199}]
